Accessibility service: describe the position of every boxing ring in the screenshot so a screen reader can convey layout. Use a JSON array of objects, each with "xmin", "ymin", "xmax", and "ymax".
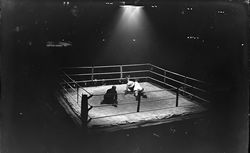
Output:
[{"xmin": 58, "ymin": 63, "xmax": 210, "ymax": 131}]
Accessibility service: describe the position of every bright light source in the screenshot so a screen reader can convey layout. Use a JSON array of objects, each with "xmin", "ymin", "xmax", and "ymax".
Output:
[
  {"xmin": 99, "ymin": 2, "xmax": 155, "ymax": 58},
  {"xmin": 119, "ymin": 4, "xmax": 144, "ymax": 25},
  {"xmin": 120, "ymin": 5, "xmax": 144, "ymax": 9}
]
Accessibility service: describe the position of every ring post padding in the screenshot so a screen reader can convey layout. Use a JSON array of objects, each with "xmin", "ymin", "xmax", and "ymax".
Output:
[
  {"xmin": 81, "ymin": 94, "xmax": 88, "ymax": 129},
  {"xmin": 176, "ymin": 88, "xmax": 179, "ymax": 107},
  {"xmin": 137, "ymin": 91, "xmax": 142, "ymax": 112}
]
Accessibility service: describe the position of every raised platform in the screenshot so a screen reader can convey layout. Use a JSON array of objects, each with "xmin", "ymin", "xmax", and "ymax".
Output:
[{"xmin": 60, "ymin": 82, "xmax": 206, "ymax": 131}]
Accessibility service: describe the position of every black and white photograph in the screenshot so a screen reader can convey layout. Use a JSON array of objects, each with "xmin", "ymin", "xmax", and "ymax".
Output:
[{"xmin": 0, "ymin": 0, "xmax": 249, "ymax": 153}]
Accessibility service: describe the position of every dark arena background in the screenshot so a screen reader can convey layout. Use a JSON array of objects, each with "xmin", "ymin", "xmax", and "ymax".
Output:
[{"xmin": 1, "ymin": 0, "xmax": 249, "ymax": 153}]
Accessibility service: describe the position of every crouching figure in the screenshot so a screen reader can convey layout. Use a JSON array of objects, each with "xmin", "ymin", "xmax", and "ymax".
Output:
[
  {"xmin": 125, "ymin": 77, "xmax": 147, "ymax": 100},
  {"xmin": 101, "ymin": 85, "xmax": 118, "ymax": 107}
]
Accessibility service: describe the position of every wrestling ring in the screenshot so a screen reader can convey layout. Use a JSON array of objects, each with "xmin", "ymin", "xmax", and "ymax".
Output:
[{"xmin": 58, "ymin": 63, "xmax": 210, "ymax": 131}]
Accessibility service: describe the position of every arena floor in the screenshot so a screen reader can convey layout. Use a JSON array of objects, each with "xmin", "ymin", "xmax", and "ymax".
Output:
[{"xmin": 62, "ymin": 82, "xmax": 206, "ymax": 130}]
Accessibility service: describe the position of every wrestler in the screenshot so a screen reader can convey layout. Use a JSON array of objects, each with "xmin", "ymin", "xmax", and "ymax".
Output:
[
  {"xmin": 101, "ymin": 85, "xmax": 118, "ymax": 107},
  {"xmin": 125, "ymin": 77, "xmax": 147, "ymax": 99}
]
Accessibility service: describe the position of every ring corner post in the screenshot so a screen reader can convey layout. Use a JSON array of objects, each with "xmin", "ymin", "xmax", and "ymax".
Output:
[
  {"xmin": 137, "ymin": 91, "xmax": 142, "ymax": 112},
  {"xmin": 77, "ymin": 85, "xmax": 79, "ymax": 104},
  {"xmin": 176, "ymin": 87, "xmax": 179, "ymax": 107},
  {"xmin": 81, "ymin": 94, "xmax": 88, "ymax": 130}
]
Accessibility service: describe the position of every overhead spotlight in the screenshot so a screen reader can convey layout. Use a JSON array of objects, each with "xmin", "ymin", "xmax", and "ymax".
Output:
[
  {"xmin": 120, "ymin": 5, "xmax": 144, "ymax": 9},
  {"xmin": 119, "ymin": 0, "xmax": 144, "ymax": 8}
]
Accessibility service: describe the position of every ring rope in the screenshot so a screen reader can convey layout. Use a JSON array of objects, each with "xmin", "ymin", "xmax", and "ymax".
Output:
[
  {"xmin": 63, "ymin": 70, "xmax": 206, "ymax": 94},
  {"xmin": 61, "ymin": 84, "xmax": 94, "ymax": 107},
  {"xmin": 61, "ymin": 85, "xmax": 81, "ymax": 107},
  {"xmin": 179, "ymin": 89, "xmax": 209, "ymax": 103},
  {"xmin": 90, "ymin": 89, "xmax": 174, "ymax": 97},
  {"xmin": 150, "ymin": 71, "xmax": 207, "ymax": 93},
  {"xmin": 62, "ymin": 69, "xmax": 206, "ymax": 94},
  {"xmin": 62, "ymin": 71, "xmax": 79, "ymax": 87},
  {"xmin": 61, "ymin": 88, "xmax": 81, "ymax": 119},
  {"xmin": 66, "ymin": 70, "xmax": 149, "ymax": 77},
  {"xmin": 61, "ymin": 79, "xmax": 89, "ymax": 104},
  {"xmin": 72, "ymin": 76, "xmax": 148, "ymax": 84},
  {"xmin": 89, "ymin": 97, "xmax": 176, "ymax": 108},
  {"xmin": 122, "ymin": 70, "xmax": 149, "ymax": 74},
  {"xmin": 149, "ymin": 77, "xmax": 177, "ymax": 89},
  {"xmin": 149, "ymin": 64, "xmax": 206, "ymax": 84},
  {"xmin": 62, "ymin": 76, "xmax": 208, "ymax": 104},
  {"xmin": 61, "ymin": 63, "xmax": 150, "ymax": 69},
  {"xmin": 90, "ymin": 105, "xmax": 196, "ymax": 120},
  {"xmin": 62, "ymin": 71, "xmax": 92, "ymax": 96},
  {"xmin": 62, "ymin": 79, "xmax": 77, "ymax": 92},
  {"xmin": 91, "ymin": 101, "xmax": 137, "ymax": 108}
]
